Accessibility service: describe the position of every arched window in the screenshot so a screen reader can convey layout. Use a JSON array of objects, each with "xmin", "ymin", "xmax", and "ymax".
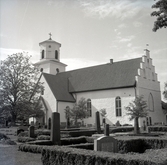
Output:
[
  {"xmin": 87, "ymin": 99, "xmax": 92, "ymax": 117},
  {"xmin": 148, "ymin": 93, "xmax": 154, "ymax": 111},
  {"xmin": 115, "ymin": 96, "xmax": 122, "ymax": 117},
  {"xmin": 41, "ymin": 50, "xmax": 45, "ymax": 59},
  {"xmin": 56, "ymin": 68, "xmax": 59, "ymax": 73},
  {"xmin": 55, "ymin": 50, "xmax": 58, "ymax": 59}
]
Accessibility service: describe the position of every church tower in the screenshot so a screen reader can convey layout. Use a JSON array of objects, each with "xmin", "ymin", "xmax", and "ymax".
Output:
[{"xmin": 34, "ymin": 33, "xmax": 67, "ymax": 75}]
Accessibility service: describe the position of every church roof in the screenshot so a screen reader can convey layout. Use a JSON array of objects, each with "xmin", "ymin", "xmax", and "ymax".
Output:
[{"xmin": 43, "ymin": 57, "xmax": 142, "ymax": 102}]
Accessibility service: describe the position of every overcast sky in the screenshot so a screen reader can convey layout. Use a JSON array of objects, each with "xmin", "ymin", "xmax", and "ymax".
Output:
[{"xmin": 0, "ymin": 0, "xmax": 167, "ymax": 99}]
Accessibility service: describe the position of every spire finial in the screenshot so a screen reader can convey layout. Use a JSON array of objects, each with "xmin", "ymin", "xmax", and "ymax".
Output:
[{"xmin": 49, "ymin": 33, "xmax": 52, "ymax": 40}]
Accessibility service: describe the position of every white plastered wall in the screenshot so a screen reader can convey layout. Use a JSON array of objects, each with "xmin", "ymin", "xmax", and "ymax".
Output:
[
  {"xmin": 74, "ymin": 88, "xmax": 136, "ymax": 126},
  {"xmin": 136, "ymin": 50, "xmax": 165, "ymax": 126}
]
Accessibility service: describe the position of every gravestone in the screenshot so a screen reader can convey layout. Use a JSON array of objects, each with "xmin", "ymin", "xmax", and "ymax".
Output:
[
  {"xmin": 94, "ymin": 136, "xmax": 118, "ymax": 153},
  {"xmin": 48, "ymin": 118, "xmax": 51, "ymax": 130},
  {"xmin": 5, "ymin": 120, "xmax": 8, "ymax": 127},
  {"xmin": 95, "ymin": 111, "xmax": 101, "ymax": 134},
  {"xmin": 104, "ymin": 124, "xmax": 109, "ymax": 136},
  {"xmin": 28, "ymin": 125, "xmax": 35, "ymax": 138},
  {"xmin": 51, "ymin": 112, "xmax": 61, "ymax": 145}
]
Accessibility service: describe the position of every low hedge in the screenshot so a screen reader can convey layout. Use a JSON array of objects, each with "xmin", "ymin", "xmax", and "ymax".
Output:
[
  {"xmin": 117, "ymin": 138, "xmax": 167, "ymax": 153},
  {"xmin": 61, "ymin": 130, "xmax": 97, "ymax": 137},
  {"xmin": 17, "ymin": 137, "xmax": 36, "ymax": 143},
  {"xmin": 61, "ymin": 136, "xmax": 93, "ymax": 145},
  {"xmin": 37, "ymin": 135, "xmax": 50, "ymax": 140},
  {"xmin": 41, "ymin": 145, "xmax": 167, "ymax": 165},
  {"xmin": 18, "ymin": 144, "xmax": 43, "ymax": 153},
  {"xmin": 110, "ymin": 126, "xmax": 134, "ymax": 133},
  {"xmin": 148, "ymin": 126, "xmax": 167, "ymax": 132}
]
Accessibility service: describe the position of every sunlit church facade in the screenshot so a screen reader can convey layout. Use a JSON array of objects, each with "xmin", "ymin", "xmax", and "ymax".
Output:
[{"xmin": 34, "ymin": 36, "xmax": 166, "ymax": 127}]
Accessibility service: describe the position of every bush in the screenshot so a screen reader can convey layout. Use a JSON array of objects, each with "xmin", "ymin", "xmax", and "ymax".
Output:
[
  {"xmin": 18, "ymin": 144, "xmax": 43, "ymax": 153},
  {"xmin": 18, "ymin": 131, "xmax": 28, "ymax": 137},
  {"xmin": 68, "ymin": 130, "xmax": 97, "ymax": 137},
  {"xmin": 61, "ymin": 136, "xmax": 94, "ymax": 145},
  {"xmin": 37, "ymin": 135, "xmax": 50, "ymax": 140},
  {"xmin": 17, "ymin": 137, "xmax": 36, "ymax": 143},
  {"xmin": 148, "ymin": 126, "xmax": 167, "ymax": 132},
  {"xmin": 117, "ymin": 138, "xmax": 167, "ymax": 153},
  {"xmin": 41, "ymin": 146, "xmax": 167, "ymax": 165},
  {"xmin": 110, "ymin": 127, "xmax": 134, "ymax": 133}
]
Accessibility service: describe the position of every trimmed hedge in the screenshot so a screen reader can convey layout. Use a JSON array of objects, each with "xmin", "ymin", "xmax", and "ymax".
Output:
[
  {"xmin": 110, "ymin": 126, "xmax": 134, "ymax": 133},
  {"xmin": 37, "ymin": 135, "xmax": 50, "ymax": 140},
  {"xmin": 41, "ymin": 145, "xmax": 167, "ymax": 165},
  {"xmin": 148, "ymin": 126, "xmax": 167, "ymax": 132},
  {"xmin": 18, "ymin": 144, "xmax": 43, "ymax": 153},
  {"xmin": 17, "ymin": 137, "xmax": 36, "ymax": 143},
  {"xmin": 61, "ymin": 130, "xmax": 97, "ymax": 137}
]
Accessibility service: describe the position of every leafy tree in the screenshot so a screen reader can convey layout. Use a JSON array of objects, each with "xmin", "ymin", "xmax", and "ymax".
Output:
[
  {"xmin": 163, "ymin": 82, "xmax": 167, "ymax": 99},
  {"xmin": 125, "ymin": 96, "xmax": 148, "ymax": 134},
  {"xmin": 151, "ymin": 0, "xmax": 167, "ymax": 31},
  {"xmin": 0, "ymin": 53, "xmax": 44, "ymax": 124},
  {"xmin": 70, "ymin": 97, "xmax": 88, "ymax": 126}
]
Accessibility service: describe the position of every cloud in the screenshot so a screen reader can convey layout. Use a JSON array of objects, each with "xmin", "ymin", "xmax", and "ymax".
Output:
[
  {"xmin": 0, "ymin": 48, "xmax": 39, "ymax": 63},
  {"xmin": 78, "ymin": 0, "xmax": 148, "ymax": 19},
  {"xmin": 118, "ymin": 23, "xmax": 128, "ymax": 28},
  {"xmin": 133, "ymin": 21, "xmax": 143, "ymax": 27},
  {"xmin": 61, "ymin": 58, "xmax": 104, "ymax": 71},
  {"xmin": 117, "ymin": 35, "xmax": 135, "ymax": 42}
]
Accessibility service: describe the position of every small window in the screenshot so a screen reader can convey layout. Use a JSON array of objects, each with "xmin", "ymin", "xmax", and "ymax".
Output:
[
  {"xmin": 49, "ymin": 45, "xmax": 51, "ymax": 48},
  {"xmin": 115, "ymin": 96, "xmax": 122, "ymax": 117},
  {"xmin": 55, "ymin": 50, "xmax": 58, "ymax": 59},
  {"xmin": 40, "ymin": 68, "xmax": 43, "ymax": 72},
  {"xmin": 41, "ymin": 50, "xmax": 45, "ymax": 59},
  {"xmin": 87, "ymin": 99, "xmax": 92, "ymax": 117},
  {"xmin": 56, "ymin": 68, "xmax": 59, "ymax": 73}
]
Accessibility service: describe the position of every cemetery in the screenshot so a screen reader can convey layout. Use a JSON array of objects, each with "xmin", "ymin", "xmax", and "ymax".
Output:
[{"xmin": 8, "ymin": 111, "xmax": 166, "ymax": 165}]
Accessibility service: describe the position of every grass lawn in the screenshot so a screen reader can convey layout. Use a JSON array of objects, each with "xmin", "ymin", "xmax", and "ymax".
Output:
[
  {"xmin": 0, "ymin": 145, "xmax": 42, "ymax": 165},
  {"xmin": 0, "ymin": 127, "xmax": 42, "ymax": 165}
]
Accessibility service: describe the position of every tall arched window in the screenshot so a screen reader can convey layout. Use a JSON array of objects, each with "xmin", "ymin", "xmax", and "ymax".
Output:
[
  {"xmin": 148, "ymin": 93, "xmax": 154, "ymax": 111},
  {"xmin": 87, "ymin": 99, "xmax": 92, "ymax": 117},
  {"xmin": 41, "ymin": 50, "xmax": 45, "ymax": 59},
  {"xmin": 55, "ymin": 50, "xmax": 58, "ymax": 59},
  {"xmin": 115, "ymin": 96, "xmax": 122, "ymax": 117}
]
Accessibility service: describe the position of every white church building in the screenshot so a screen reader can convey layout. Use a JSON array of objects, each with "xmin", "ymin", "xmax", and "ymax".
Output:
[{"xmin": 34, "ymin": 36, "xmax": 166, "ymax": 127}]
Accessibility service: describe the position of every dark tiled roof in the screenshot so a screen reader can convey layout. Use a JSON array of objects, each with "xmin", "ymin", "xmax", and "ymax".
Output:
[
  {"xmin": 43, "ymin": 73, "xmax": 75, "ymax": 102},
  {"xmin": 43, "ymin": 58, "xmax": 142, "ymax": 101}
]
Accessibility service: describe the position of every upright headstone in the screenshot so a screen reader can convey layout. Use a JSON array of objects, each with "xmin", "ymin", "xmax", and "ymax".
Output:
[
  {"xmin": 48, "ymin": 118, "xmax": 51, "ymax": 130},
  {"xmin": 94, "ymin": 136, "xmax": 118, "ymax": 153},
  {"xmin": 95, "ymin": 111, "xmax": 101, "ymax": 134},
  {"xmin": 51, "ymin": 112, "xmax": 61, "ymax": 145},
  {"xmin": 28, "ymin": 125, "xmax": 35, "ymax": 138},
  {"xmin": 5, "ymin": 120, "xmax": 8, "ymax": 127},
  {"xmin": 104, "ymin": 124, "xmax": 109, "ymax": 136}
]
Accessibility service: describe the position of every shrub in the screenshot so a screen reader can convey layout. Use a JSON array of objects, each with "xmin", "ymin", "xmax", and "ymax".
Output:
[
  {"xmin": 110, "ymin": 127, "xmax": 134, "ymax": 133},
  {"xmin": 17, "ymin": 137, "xmax": 36, "ymax": 143},
  {"xmin": 37, "ymin": 135, "xmax": 50, "ymax": 140},
  {"xmin": 61, "ymin": 136, "xmax": 94, "ymax": 145},
  {"xmin": 41, "ymin": 146, "xmax": 167, "ymax": 165},
  {"xmin": 18, "ymin": 144, "xmax": 43, "ymax": 153},
  {"xmin": 68, "ymin": 130, "xmax": 97, "ymax": 137},
  {"xmin": 148, "ymin": 126, "xmax": 167, "ymax": 132},
  {"xmin": 17, "ymin": 131, "xmax": 28, "ymax": 137}
]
